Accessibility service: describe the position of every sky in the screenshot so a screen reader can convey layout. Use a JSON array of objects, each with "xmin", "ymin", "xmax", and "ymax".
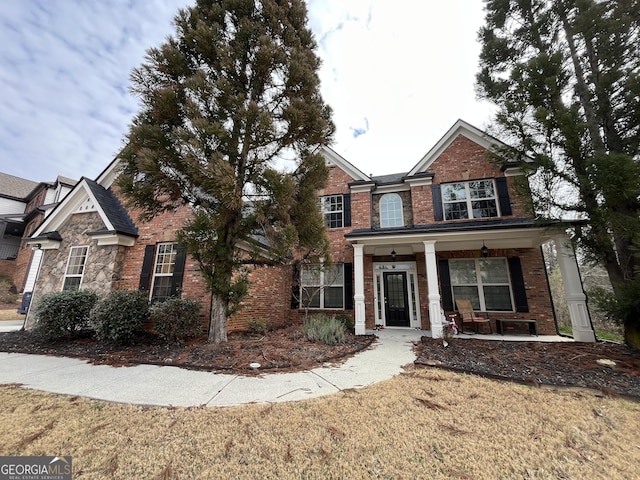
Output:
[{"xmin": 0, "ymin": 0, "xmax": 496, "ymax": 184}]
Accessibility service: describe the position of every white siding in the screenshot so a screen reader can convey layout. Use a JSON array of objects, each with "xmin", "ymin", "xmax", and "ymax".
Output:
[
  {"xmin": 0, "ymin": 197, "xmax": 26, "ymax": 215},
  {"xmin": 23, "ymin": 249, "xmax": 43, "ymax": 293}
]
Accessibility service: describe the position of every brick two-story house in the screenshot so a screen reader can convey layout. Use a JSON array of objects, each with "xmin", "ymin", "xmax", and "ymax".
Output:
[{"xmin": 24, "ymin": 120, "xmax": 596, "ymax": 342}]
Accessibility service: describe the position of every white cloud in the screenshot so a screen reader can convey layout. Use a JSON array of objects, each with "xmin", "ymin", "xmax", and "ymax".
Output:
[{"xmin": 0, "ymin": 0, "xmax": 495, "ymax": 183}]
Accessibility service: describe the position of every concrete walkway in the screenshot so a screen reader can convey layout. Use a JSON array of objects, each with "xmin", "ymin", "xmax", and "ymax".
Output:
[{"xmin": 0, "ymin": 328, "xmax": 424, "ymax": 407}]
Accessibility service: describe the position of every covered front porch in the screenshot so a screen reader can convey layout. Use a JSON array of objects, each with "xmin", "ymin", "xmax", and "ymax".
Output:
[{"xmin": 348, "ymin": 221, "xmax": 596, "ymax": 342}]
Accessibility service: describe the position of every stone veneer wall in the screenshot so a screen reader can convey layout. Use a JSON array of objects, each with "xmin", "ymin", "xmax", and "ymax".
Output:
[
  {"xmin": 26, "ymin": 212, "xmax": 127, "ymax": 327},
  {"xmin": 371, "ymin": 191, "xmax": 413, "ymax": 228}
]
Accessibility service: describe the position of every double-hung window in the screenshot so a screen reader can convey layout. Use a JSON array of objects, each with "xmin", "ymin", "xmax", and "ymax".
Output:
[
  {"xmin": 320, "ymin": 195, "xmax": 344, "ymax": 228},
  {"xmin": 63, "ymin": 246, "xmax": 88, "ymax": 291},
  {"xmin": 449, "ymin": 258, "xmax": 513, "ymax": 311},
  {"xmin": 442, "ymin": 180, "xmax": 498, "ymax": 220},
  {"xmin": 150, "ymin": 243, "xmax": 178, "ymax": 303},
  {"xmin": 300, "ymin": 264, "xmax": 344, "ymax": 309},
  {"xmin": 380, "ymin": 193, "xmax": 403, "ymax": 228}
]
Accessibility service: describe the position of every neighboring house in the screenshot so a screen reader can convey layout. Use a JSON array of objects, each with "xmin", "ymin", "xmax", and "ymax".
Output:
[
  {"xmin": 24, "ymin": 120, "xmax": 596, "ymax": 342},
  {"xmin": 0, "ymin": 172, "xmax": 75, "ymax": 295}
]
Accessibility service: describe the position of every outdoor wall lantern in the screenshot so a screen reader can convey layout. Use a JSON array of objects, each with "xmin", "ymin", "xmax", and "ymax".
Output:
[
  {"xmin": 480, "ymin": 241, "xmax": 489, "ymax": 258},
  {"xmin": 391, "ymin": 249, "xmax": 397, "ymax": 261}
]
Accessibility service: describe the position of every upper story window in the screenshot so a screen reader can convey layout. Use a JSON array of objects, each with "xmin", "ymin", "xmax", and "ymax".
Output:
[
  {"xmin": 380, "ymin": 193, "xmax": 404, "ymax": 228},
  {"xmin": 63, "ymin": 246, "xmax": 88, "ymax": 291},
  {"xmin": 320, "ymin": 194, "xmax": 351, "ymax": 229},
  {"xmin": 441, "ymin": 180, "xmax": 498, "ymax": 220}
]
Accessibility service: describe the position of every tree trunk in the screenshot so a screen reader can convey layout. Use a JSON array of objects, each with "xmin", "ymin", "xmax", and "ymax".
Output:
[
  {"xmin": 208, "ymin": 293, "xmax": 228, "ymax": 343},
  {"xmin": 624, "ymin": 315, "xmax": 640, "ymax": 350}
]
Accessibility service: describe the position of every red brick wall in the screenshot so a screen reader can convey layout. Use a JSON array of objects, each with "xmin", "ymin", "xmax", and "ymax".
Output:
[
  {"xmin": 410, "ymin": 134, "xmax": 530, "ymax": 224},
  {"xmin": 0, "ymin": 259, "xmax": 16, "ymax": 284},
  {"xmin": 115, "ymin": 194, "xmax": 294, "ymax": 333},
  {"xmin": 12, "ymin": 213, "xmax": 44, "ymax": 291},
  {"xmin": 228, "ymin": 264, "xmax": 292, "ymax": 332}
]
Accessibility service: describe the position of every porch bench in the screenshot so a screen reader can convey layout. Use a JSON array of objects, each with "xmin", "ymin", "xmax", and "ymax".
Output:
[{"xmin": 495, "ymin": 318, "xmax": 537, "ymax": 336}]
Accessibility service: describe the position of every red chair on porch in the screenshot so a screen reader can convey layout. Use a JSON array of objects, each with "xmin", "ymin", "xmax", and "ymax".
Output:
[{"xmin": 455, "ymin": 299, "xmax": 492, "ymax": 334}]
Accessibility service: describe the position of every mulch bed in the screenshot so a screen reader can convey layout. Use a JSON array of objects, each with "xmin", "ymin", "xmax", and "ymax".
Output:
[
  {"xmin": 2, "ymin": 322, "xmax": 640, "ymax": 399},
  {"xmin": 415, "ymin": 336, "xmax": 640, "ymax": 399},
  {"xmin": 0, "ymin": 324, "xmax": 375, "ymax": 376}
]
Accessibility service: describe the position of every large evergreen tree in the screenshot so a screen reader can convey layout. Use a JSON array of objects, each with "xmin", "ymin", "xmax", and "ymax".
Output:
[
  {"xmin": 476, "ymin": 0, "xmax": 640, "ymax": 347},
  {"xmin": 117, "ymin": 0, "xmax": 334, "ymax": 343}
]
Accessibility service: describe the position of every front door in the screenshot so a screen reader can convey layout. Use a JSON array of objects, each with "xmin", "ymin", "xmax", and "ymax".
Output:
[{"xmin": 383, "ymin": 272, "xmax": 410, "ymax": 327}]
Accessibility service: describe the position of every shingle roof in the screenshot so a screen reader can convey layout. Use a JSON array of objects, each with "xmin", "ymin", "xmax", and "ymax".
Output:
[
  {"xmin": 55, "ymin": 176, "xmax": 77, "ymax": 187},
  {"xmin": 371, "ymin": 172, "xmax": 408, "ymax": 184},
  {"xmin": 0, "ymin": 172, "xmax": 39, "ymax": 200},
  {"xmin": 84, "ymin": 178, "xmax": 138, "ymax": 237},
  {"xmin": 344, "ymin": 218, "xmax": 561, "ymax": 238}
]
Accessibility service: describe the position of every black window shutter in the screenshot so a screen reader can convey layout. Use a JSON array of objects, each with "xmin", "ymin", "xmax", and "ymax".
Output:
[
  {"xmin": 139, "ymin": 245, "xmax": 155, "ymax": 292},
  {"xmin": 170, "ymin": 246, "xmax": 187, "ymax": 297},
  {"xmin": 432, "ymin": 184, "xmax": 443, "ymax": 221},
  {"xmin": 344, "ymin": 263, "xmax": 353, "ymax": 310},
  {"xmin": 291, "ymin": 264, "xmax": 300, "ymax": 309},
  {"xmin": 496, "ymin": 177, "xmax": 512, "ymax": 216},
  {"xmin": 343, "ymin": 193, "xmax": 351, "ymax": 227},
  {"xmin": 438, "ymin": 259, "xmax": 453, "ymax": 311},
  {"xmin": 508, "ymin": 257, "xmax": 529, "ymax": 312}
]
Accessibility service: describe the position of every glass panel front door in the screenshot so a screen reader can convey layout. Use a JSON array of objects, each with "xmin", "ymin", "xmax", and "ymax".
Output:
[{"xmin": 383, "ymin": 272, "xmax": 410, "ymax": 327}]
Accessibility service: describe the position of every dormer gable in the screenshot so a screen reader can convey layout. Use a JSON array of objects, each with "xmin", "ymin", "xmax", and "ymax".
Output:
[{"xmin": 29, "ymin": 176, "xmax": 138, "ymax": 248}]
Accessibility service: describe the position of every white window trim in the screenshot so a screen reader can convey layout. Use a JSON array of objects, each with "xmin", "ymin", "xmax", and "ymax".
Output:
[
  {"xmin": 149, "ymin": 243, "xmax": 178, "ymax": 302},
  {"xmin": 63, "ymin": 246, "xmax": 89, "ymax": 291},
  {"xmin": 372, "ymin": 262, "xmax": 421, "ymax": 328},
  {"xmin": 450, "ymin": 258, "xmax": 514, "ymax": 312},
  {"xmin": 379, "ymin": 193, "xmax": 404, "ymax": 228},
  {"xmin": 300, "ymin": 263, "xmax": 345, "ymax": 310},
  {"xmin": 442, "ymin": 179, "xmax": 500, "ymax": 220},
  {"xmin": 320, "ymin": 195, "xmax": 344, "ymax": 229}
]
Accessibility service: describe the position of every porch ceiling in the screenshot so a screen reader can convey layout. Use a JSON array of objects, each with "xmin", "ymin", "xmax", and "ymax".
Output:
[{"xmin": 351, "ymin": 226, "xmax": 560, "ymax": 256}]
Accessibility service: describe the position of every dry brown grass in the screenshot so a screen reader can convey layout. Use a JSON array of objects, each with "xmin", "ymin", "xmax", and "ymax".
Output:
[
  {"xmin": 1, "ymin": 367, "xmax": 639, "ymax": 479},
  {"xmin": 0, "ymin": 310, "xmax": 22, "ymax": 321}
]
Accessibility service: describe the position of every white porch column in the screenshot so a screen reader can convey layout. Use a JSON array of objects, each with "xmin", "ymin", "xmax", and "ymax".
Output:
[
  {"xmin": 423, "ymin": 240, "xmax": 443, "ymax": 338},
  {"xmin": 353, "ymin": 243, "xmax": 366, "ymax": 335},
  {"xmin": 552, "ymin": 234, "xmax": 596, "ymax": 342}
]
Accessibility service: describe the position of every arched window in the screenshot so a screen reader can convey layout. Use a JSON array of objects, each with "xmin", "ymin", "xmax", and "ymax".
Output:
[{"xmin": 380, "ymin": 193, "xmax": 404, "ymax": 228}]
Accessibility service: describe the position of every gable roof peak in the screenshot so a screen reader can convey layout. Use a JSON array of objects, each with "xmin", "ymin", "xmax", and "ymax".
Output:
[
  {"xmin": 407, "ymin": 119, "xmax": 504, "ymax": 176},
  {"xmin": 321, "ymin": 146, "xmax": 371, "ymax": 182}
]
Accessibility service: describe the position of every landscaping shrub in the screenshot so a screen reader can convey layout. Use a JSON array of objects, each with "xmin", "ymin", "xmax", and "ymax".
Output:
[
  {"xmin": 91, "ymin": 290, "xmax": 149, "ymax": 344},
  {"xmin": 303, "ymin": 314, "xmax": 348, "ymax": 345},
  {"xmin": 247, "ymin": 318, "xmax": 269, "ymax": 335},
  {"xmin": 33, "ymin": 289, "xmax": 99, "ymax": 339},
  {"xmin": 150, "ymin": 297, "xmax": 202, "ymax": 343},
  {"xmin": 0, "ymin": 274, "xmax": 18, "ymax": 304},
  {"xmin": 335, "ymin": 313, "xmax": 355, "ymax": 333}
]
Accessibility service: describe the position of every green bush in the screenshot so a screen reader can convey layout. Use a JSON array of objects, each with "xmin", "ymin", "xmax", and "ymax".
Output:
[
  {"xmin": 303, "ymin": 314, "xmax": 348, "ymax": 346},
  {"xmin": 335, "ymin": 313, "xmax": 355, "ymax": 332},
  {"xmin": 33, "ymin": 289, "xmax": 99, "ymax": 339},
  {"xmin": 0, "ymin": 279, "xmax": 18, "ymax": 304},
  {"xmin": 150, "ymin": 297, "xmax": 202, "ymax": 343},
  {"xmin": 247, "ymin": 318, "xmax": 269, "ymax": 335},
  {"xmin": 91, "ymin": 290, "xmax": 149, "ymax": 344}
]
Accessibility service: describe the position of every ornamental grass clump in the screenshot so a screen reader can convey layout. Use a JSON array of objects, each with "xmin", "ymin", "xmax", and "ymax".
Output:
[
  {"xmin": 150, "ymin": 297, "xmax": 202, "ymax": 343},
  {"xmin": 91, "ymin": 290, "xmax": 149, "ymax": 345},
  {"xmin": 303, "ymin": 314, "xmax": 348, "ymax": 346},
  {"xmin": 33, "ymin": 289, "xmax": 99, "ymax": 339}
]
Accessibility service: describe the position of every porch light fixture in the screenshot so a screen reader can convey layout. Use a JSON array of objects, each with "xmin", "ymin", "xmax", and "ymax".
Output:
[
  {"xmin": 391, "ymin": 249, "xmax": 396, "ymax": 261},
  {"xmin": 480, "ymin": 241, "xmax": 489, "ymax": 258}
]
